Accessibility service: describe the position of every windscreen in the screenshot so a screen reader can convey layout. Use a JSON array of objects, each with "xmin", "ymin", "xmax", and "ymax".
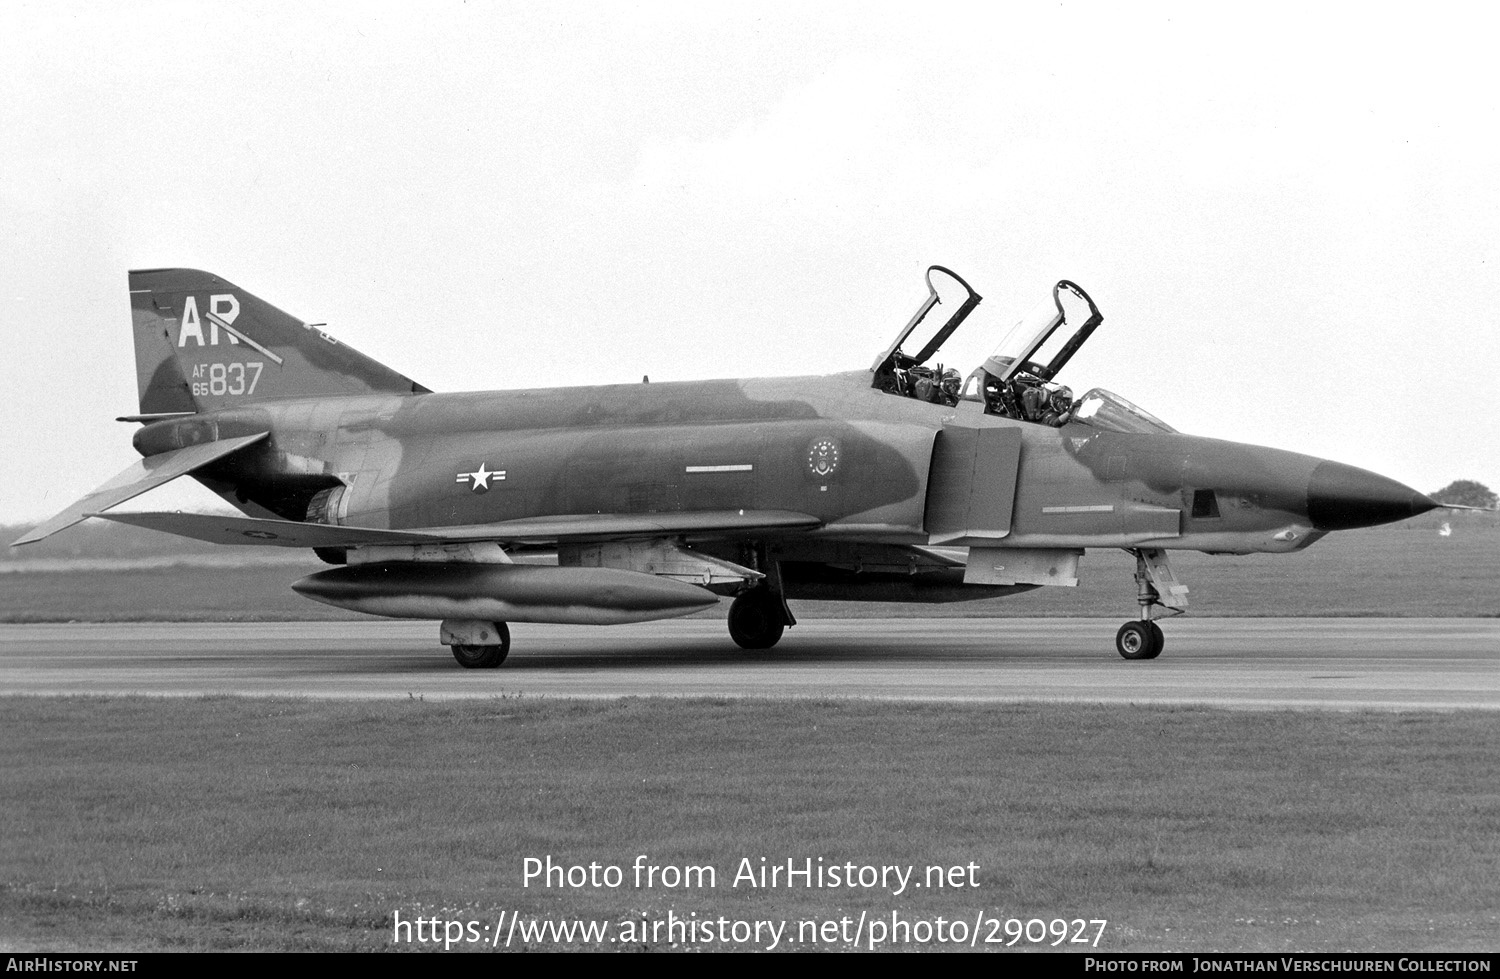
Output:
[{"xmin": 1071, "ymin": 388, "xmax": 1177, "ymax": 434}]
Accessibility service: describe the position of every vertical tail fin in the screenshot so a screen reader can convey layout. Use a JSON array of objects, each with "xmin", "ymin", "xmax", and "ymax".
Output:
[{"xmin": 130, "ymin": 268, "xmax": 429, "ymax": 415}]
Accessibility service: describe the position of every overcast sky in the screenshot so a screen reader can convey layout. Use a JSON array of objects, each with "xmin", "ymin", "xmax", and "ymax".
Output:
[{"xmin": 4, "ymin": 2, "xmax": 1497, "ymax": 523}]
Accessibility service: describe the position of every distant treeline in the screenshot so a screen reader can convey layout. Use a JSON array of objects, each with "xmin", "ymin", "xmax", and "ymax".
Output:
[{"xmin": 1399, "ymin": 507, "xmax": 1499, "ymax": 530}]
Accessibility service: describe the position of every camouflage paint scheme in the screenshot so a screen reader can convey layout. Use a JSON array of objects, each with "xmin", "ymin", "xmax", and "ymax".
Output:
[{"xmin": 15, "ymin": 267, "xmax": 1438, "ymax": 664}]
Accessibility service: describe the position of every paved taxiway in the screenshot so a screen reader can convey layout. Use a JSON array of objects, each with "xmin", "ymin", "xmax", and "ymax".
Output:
[{"xmin": 1, "ymin": 618, "xmax": 1496, "ymax": 708}]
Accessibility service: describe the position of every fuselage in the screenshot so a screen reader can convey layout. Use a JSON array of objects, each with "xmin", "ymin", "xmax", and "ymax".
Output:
[{"xmin": 130, "ymin": 370, "xmax": 1423, "ymax": 557}]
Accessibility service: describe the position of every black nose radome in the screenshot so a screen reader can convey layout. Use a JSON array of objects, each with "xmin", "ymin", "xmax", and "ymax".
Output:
[{"xmin": 1306, "ymin": 461, "xmax": 1437, "ymax": 531}]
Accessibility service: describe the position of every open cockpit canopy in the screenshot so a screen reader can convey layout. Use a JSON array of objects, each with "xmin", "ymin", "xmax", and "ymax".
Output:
[
  {"xmin": 869, "ymin": 266, "xmax": 980, "ymax": 402},
  {"xmin": 979, "ymin": 280, "xmax": 1101, "ymax": 385},
  {"xmin": 872, "ymin": 268, "xmax": 1175, "ymax": 431}
]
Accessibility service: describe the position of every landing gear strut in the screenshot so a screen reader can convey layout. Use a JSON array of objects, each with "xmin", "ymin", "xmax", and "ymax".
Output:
[
  {"xmin": 1115, "ymin": 548, "xmax": 1187, "ymax": 661},
  {"xmin": 441, "ymin": 619, "xmax": 511, "ymax": 669}
]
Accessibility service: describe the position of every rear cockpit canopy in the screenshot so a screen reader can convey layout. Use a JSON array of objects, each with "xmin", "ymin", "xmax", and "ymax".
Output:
[{"xmin": 869, "ymin": 266, "xmax": 980, "ymax": 405}]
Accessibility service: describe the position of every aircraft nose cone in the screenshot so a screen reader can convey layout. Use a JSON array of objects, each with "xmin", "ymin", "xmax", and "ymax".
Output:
[{"xmin": 1306, "ymin": 461, "xmax": 1437, "ymax": 531}]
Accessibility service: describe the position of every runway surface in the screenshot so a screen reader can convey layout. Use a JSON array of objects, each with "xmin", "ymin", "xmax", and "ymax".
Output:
[{"xmin": 1, "ymin": 618, "xmax": 1496, "ymax": 709}]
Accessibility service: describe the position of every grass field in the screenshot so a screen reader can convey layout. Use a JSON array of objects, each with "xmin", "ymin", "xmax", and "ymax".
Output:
[
  {"xmin": 2, "ymin": 523, "xmax": 1497, "ymax": 621},
  {"xmin": 2, "ymin": 697, "xmax": 1497, "ymax": 953}
]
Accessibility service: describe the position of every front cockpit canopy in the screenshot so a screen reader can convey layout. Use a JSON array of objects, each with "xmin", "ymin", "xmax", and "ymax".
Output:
[
  {"xmin": 979, "ymin": 280, "xmax": 1101, "ymax": 385},
  {"xmin": 964, "ymin": 279, "xmax": 1102, "ymax": 424}
]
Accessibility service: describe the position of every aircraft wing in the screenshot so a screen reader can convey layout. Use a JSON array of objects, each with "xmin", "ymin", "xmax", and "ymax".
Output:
[
  {"xmin": 92, "ymin": 508, "xmax": 823, "ymax": 548},
  {"xmin": 11, "ymin": 433, "xmax": 270, "ymax": 546},
  {"xmin": 93, "ymin": 511, "xmax": 450, "ymax": 548}
]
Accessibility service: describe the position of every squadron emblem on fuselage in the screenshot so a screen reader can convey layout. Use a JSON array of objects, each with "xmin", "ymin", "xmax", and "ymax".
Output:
[{"xmin": 806, "ymin": 438, "xmax": 840, "ymax": 479}]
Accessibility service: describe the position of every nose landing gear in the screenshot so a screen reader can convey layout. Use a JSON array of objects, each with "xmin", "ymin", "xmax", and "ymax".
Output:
[{"xmin": 1116, "ymin": 548, "xmax": 1187, "ymax": 661}]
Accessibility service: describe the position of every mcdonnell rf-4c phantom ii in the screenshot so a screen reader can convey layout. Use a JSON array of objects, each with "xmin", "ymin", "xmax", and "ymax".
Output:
[{"xmin": 16, "ymin": 266, "xmax": 1440, "ymax": 666}]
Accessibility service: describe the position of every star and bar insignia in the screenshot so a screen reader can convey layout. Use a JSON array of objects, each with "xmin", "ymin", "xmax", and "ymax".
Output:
[{"xmin": 456, "ymin": 463, "xmax": 505, "ymax": 493}]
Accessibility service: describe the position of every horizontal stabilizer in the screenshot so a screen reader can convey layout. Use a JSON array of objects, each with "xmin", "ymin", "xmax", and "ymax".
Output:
[
  {"xmin": 11, "ymin": 433, "xmax": 269, "ymax": 546},
  {"xmin": 89, "ymin": 508, "xmax": 823, "ymax": 549}
]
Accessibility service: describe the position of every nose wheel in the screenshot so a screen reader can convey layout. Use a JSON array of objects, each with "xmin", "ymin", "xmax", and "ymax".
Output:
[{"xmin": 1115, "ymin": 620, "xmax": 1164, "ymax": 660}]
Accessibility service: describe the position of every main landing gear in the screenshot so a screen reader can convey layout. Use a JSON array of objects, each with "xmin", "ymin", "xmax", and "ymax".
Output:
[
  {"xmin": 1115, "ymin": 548, "xmax": 1188, "ymax": 661},
  {"xmin": 727, "ymin": 547, "xmax": 796, "ymax": 651},
  {"xmin": 441, "ymin": 619, "xmax": 511, "ymax": 669},
  {"xmin": 728, "ymin": 588, "xmax": 795, "ymax": 649}
]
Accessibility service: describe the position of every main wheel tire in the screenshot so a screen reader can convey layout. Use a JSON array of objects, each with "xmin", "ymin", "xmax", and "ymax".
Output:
[
  {"xmin": 1115, "ymin": 621, "xmax": 1159, "ymax": 661},
  {"xmin": 451, "ymin": 622, "xmax": 511, "ymax": 669},
  {"xmin": 1144, "ymin": 621, "xmax": 1165, "ymax": 660},
  {"xmin": 728, "ymin": 592, "xmax": 786, "ymax": 650}
]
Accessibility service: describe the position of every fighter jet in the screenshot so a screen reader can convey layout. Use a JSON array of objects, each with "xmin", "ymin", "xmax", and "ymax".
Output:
[{"xmin": 14, "ymin": 266, "xmax": 1439, "ymax": 665}]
